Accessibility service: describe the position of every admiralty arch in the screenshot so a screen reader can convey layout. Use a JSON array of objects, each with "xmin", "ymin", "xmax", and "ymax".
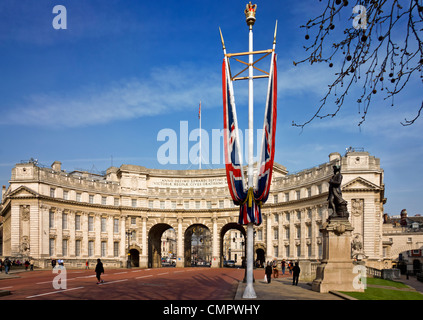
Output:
[{"xmin": 0, "ymin": 150, "xmax": 387, "ymax": 269}]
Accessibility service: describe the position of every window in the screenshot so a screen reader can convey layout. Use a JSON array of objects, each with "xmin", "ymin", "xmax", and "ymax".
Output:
[
  {"xmin": 62, "ymin": 213, "xmax": 68, "ymax": 229},
  {"xmin": 62, "ymin": 239, "xmax": 68, "ymax": 256},
  {"xmin": 63, "ymin": 190, "xmax": 68, "ymax": 200},
  {"xmin": 75, "ymin": 240, "xmax": 81, "ymax": 256},
  {"xmin": 297, "ymin": 211, "xmax": 301, "ymax": 220},
  {"xmin": 160, "ymin": 201, "xmax": 165, "ymax": 209},
  {"xmin": 49, "ymin": 238, "xmax": 55, "ymax": 256},
  {"xmin": 101, "ymin": 217, "xmax": 107, "ymax": 232},
  {"xmin": 219, "ymin": 200, "xmax": 224, "ymax": 209},
  {"xmin": 274, "ymin": 246, "xmax": 279, "ymax": 257},
  {"xmin": 307, "ymin": 187, "xmax": 312, "ymax": 197},
  {"xmin": 50, "ymin": 188, "xmax": 55, "ymax": 198},
  {"xmin": 285, "ymin": 227, "xmax": 290, "ymax": 239},
  {"xmin": 101, "ymin": 241, "xmax": 107, "ymax": 257},
  {"xmin": 149, "ymin": 200, "xmax": 154, "ymax": 209},
  {"xmin": 88, "ymin": 216, "xmax": 94, "ymax": 232},
  {"xmin": 102, "ymin": 196, "xmax": 107, "ymax": 205},
  {"xmin": 307, "ymin": 209, "xmax": 312, "ymax": 220},
  {"xmin": 296, "ymin": 190, "xmax": 301, "ymax": 200},
  {"xmin": 75, "ymin": 215, "xmax": 81, "ymax": 231},
  {"xmin": 285, "ymin": 192, "xmax": 289, "ymax": 202},
  {"xmin": 88, "ymin": 241, "xmax": 94, "ymax": 257},
  {"xmin": 274, "ymin": 228, "xmax": 279, "ymax": 240},
  {"xmin": 318, "ymin": 184, "xmax": 322, "ymax": 194},
  {"xmin": 49, "ymin": 210, "xmax": 55, "ymax": 229},
  {"xmin": 114, "ymin": 198, "xmax": 119, "ymax": 206},
  {"xmin": 76, "ymin": 193, "xmax": 81, "ymax": 202},
  {"xmin": 114, "ymin": 218, "xmax": 119, "ymax": 233},
  {"xmin": 207, "ymin": 201, "xmax": 212, "ymax": 209},
  {"xmin": 274, "ymin": 214, "xmax": 279, "ymax": 223},
  {"xmin": 114, "ymin": 242, "xmax": 119, "ymax": 257},
  {"xmin": 195, "ymin": 201, "xmax": 200, "ymax": 209},
  {"xmin": 171, "ymin": 201, "xmax": 176, "ymax": 209},
  {"xmin": 132, "ymin": 199, "xmax": 137, "ymax": 208},
  {"xmin": 131, "ymin": 217, "xmax": 136, "ymax": 225},
  {"xmin": 286, "ymin": 212, "xmax": 290, "ymax": 221},
  {"xmin": 257, "ymin": 230, "xmax": 263, "ymax": 241},
  {"xmin": 296, "ymin": 226, "xmax": 301, "ymax": 238},
  {"xmin": 296, "ymin": 245, "xmax": 301, "ymax": 258},
  {"xmin": 273, "ymin": 194, "xmax": 278, "ymax": 204},
  {"xmin": 307, "ymin": 225, "xmax": 312, "ymax": 238},
  {"xmin": 89, "ymin": 195, "xmax": 94, "ymax": 204}
]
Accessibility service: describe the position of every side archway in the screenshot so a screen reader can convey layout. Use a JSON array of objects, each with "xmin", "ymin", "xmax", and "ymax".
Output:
[
  {"xmin": 220, "ymin": 223, "xmax": 246, "ymax": 268},
  {"xmin": 148, "ymin": 223, "xmax": 174, "ymax": 268}
]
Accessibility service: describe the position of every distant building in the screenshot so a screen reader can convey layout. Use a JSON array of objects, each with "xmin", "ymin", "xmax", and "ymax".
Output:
[{"xmin": 382, "ymin": 210, "xmax": 423, "ymax": 274}]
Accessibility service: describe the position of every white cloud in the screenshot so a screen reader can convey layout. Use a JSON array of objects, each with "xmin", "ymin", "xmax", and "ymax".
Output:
[{"xmin": 0, "ymin": 64, "xmax": 222, "ymax": 128}]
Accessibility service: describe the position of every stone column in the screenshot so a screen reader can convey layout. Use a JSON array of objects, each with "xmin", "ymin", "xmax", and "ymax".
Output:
[
  {"xmin": 176, "ymin": 217, "xmax": 184, "ymax": 268},
  {"xmin": 266, "ymin": 212, "xmax": 273, "ymax": 261},
  {"xmin": 139, "ymin": 216, "xmax": 148, "ymax": 268},
  {"xmin": 211, "ymin": 216, "xmax": 219, "ymax": 268}
]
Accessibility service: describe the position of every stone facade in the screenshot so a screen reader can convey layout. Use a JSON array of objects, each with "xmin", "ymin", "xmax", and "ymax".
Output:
[{"xmin": 0, "ymin": 150, "xmax": 386, "ymax": 269}]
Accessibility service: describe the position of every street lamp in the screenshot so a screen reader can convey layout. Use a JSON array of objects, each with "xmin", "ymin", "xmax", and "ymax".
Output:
[{"xmin": 126, "ymin": 229, "xmax": 133, "ymax": 268}]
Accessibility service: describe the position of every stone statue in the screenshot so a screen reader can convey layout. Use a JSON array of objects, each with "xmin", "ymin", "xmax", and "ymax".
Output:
[{"xmin": 327, "ymin": 165, "xmax": 349, "ymax": 219}]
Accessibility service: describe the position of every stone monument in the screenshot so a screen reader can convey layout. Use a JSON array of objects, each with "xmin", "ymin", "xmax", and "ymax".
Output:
[{"xmin": 311, "ymin": 165, "xmax": 365, "ymax": 293}]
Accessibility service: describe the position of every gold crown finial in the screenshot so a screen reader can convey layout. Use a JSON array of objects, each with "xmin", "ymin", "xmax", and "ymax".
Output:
[{"xmin": 244, "ymin": 2, "xmax": 257, "ymax": 27}]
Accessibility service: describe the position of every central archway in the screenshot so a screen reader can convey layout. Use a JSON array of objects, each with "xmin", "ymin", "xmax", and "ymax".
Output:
[{"xmin": 148, "ymin": 223, "xmax": 174, "ymax": 268}]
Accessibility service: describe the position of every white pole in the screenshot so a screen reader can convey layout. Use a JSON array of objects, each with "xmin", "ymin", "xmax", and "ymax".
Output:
[{"xmin": 242, "ymin": 24, "xmax": 257, "ymax": 299}]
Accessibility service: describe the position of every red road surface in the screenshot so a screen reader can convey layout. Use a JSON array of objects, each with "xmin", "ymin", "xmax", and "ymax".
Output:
[{"xmin": 0, "ymin": 267, "xmax": 249, "ymax": 300}]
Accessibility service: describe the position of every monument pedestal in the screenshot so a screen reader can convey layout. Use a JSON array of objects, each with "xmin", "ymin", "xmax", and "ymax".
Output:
[{"xmin": 312, "ymin": 218, "xmax": 364, "ymax": 293}]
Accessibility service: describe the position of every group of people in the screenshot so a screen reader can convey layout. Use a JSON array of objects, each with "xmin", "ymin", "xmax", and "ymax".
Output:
[
  {"xmin": 0, "ymin": 258, "xmax": 35, "ymax": 273},
  {"xmin": 264, "ymin": 259, "xmax": 301, "ymax": 286}
]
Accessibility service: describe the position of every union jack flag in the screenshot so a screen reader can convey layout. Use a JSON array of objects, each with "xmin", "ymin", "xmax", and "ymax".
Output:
[{"xmin": 222, "ymin": 54, "xmax": 277, "ymax": 226}]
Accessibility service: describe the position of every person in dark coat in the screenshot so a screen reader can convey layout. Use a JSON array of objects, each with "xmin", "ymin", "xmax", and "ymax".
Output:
[
  {"xmin": 292, "ymin": 262, "xmax": 300, "ymax": 286},
  {"xmin": 95, "ymin": 258, "xmax": 104, "ymax": 284},
  {"xmin": 265, "ymin": 262, "xmax": 273, "ymax": 283}
]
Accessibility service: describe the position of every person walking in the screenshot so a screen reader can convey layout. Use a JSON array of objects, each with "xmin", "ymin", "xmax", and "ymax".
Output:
[
  {"xmin": 292, "ymin": 262, "xmax": 300, "ymax": 286},
  {"xmin": 95, "ymin": 258, "xmax": 104, "ymax": 284},
  {"xmin": 265, "ymin": 262, "xmax": 273, "ymax": 284},
  {"xmin": 281, "ymin": 259, "xmax": 286, "ymax": 275},
  {"xmin": 30, "ymin": 259, "xmax": 34, "ymax": 271},
  {"xmin": 4, "ymin": 258, "xmax": 11, "ymax": 274}
]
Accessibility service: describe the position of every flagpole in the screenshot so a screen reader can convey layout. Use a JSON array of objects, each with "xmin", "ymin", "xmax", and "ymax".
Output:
[
  {"xmin": 243, "ymin": 3, "xmax": 257, "ymax": 299},
  {"xmin": 199, "ymin": 100, "xmax": 202, "ymax": 170}
]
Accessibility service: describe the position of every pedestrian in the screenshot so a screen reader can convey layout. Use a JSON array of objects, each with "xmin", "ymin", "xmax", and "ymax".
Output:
[
  {"xmin": 0, "ymin": 259, "xmax": 2, "ymax": 273},
  {"xmin": 281, "ymin": 259, "xmax": 286, "ymax": 275},
  {"xmin": 288, "ymin": 261, "xmax": 293, "ymax": 275},
  {"xmin": 272, "ymin": 259, "xmax": 278, "ymax": 278},
  {"xmin": 24, "ymin": 260, "xmax": 29, "ymax": 271},
  {"xmin": 95, "ymin": 258, "xmax": 104, "ymax": 284},
  {"xmin": 265, "ymin": 262, "xmax": 272, "ymax": 284},
  {"xmin": 51, "ymin": 259, "xmax": 56, "ymax": 269},
  {"xmin": 292, "ymin": 262, "xmax": 300, "ymax": 286},
  {"xmin": 85, "ymin": 260, "xmax": 89, "ymax": 269},
  {"xmin": 30, "ymin": 259, "xmax": 34, "ymax": 271},
  {"xmin": 4, "ymin": 258, "xmax": 11, "ymax": 274}
]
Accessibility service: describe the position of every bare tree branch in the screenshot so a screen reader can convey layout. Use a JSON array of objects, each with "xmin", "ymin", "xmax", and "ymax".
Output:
[{"xmin": 292, "ymin": 0, "xmax": 423, "ymax": 128}]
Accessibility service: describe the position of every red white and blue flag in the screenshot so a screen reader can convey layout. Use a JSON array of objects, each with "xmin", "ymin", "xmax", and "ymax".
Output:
[{"xmin": 222, "ymin": 53, "xmax": 277, "ymax": 226}]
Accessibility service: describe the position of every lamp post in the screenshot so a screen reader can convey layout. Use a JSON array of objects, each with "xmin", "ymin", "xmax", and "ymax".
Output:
[{"xmin": 126, "ymin": 229, "xmax": 132, "ymax": 269}]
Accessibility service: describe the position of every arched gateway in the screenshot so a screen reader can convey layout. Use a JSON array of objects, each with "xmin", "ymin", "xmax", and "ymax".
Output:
[{"xmin": 0, "ymin": 151, "xmax": 387, "ymax": 269}]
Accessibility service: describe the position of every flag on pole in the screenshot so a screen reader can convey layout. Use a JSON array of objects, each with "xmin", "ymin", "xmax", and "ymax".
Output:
[
  {"xmin": 199, "ymin": 101, "xmax": 201, "ymax": 119},
  {"xmin": 222, "ymin": 53, "xmax": 277, "ymax": 226}
]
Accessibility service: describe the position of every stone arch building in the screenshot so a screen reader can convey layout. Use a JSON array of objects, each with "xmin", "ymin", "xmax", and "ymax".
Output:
[{"xmin": 0, "ymin": 150, "xmax": 386, "ymax": 269}]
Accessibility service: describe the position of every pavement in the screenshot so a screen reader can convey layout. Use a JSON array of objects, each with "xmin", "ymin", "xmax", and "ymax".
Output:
[
  {"xmin": 1, "ymin": 267, "xmax": 423, "ymax": 300},
  {"xmin": 235, "ymin": 275, "xmax": 343, "ymax": 300}
]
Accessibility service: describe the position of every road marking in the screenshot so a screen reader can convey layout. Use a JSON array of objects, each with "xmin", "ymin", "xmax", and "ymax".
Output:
[
  {"xmin": 0, "ymin": 286, "xmax": 13, "ymax": 290},
  {"xmin": 99, "ymin": 279, "xmax": 128, "ymax": 285},
  {"xmin": 131, "ymin": 270, "xmax": 143, "ymax": 272},
  {"xmin": 157, "ymin": 272, "xmax": 169, "ymax": 275},
  {"xmin": 26, "ymin": 286, "xmax": 84, "ymax": 299},
  {"xmin": 114, "ymin": 271, "xmax": 128, "ymax": 275},
  {"xmin": 174, "ymin": 270, "xmax": 185, "ymax": 273},
  {"xmin": 136, "ymin": 275, "xmax": 152, "ymax": 279}
]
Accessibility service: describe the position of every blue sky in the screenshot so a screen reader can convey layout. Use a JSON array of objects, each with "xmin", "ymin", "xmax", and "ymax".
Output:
[{"xmin": 0, "ymin": 0, "xmax": 421, "ymax": 216}]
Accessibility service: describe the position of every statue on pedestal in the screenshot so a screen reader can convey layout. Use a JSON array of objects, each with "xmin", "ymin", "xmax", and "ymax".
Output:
[{"xmin": 327, "ymin": 165, "xmax": 349, "ymax": 219}]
